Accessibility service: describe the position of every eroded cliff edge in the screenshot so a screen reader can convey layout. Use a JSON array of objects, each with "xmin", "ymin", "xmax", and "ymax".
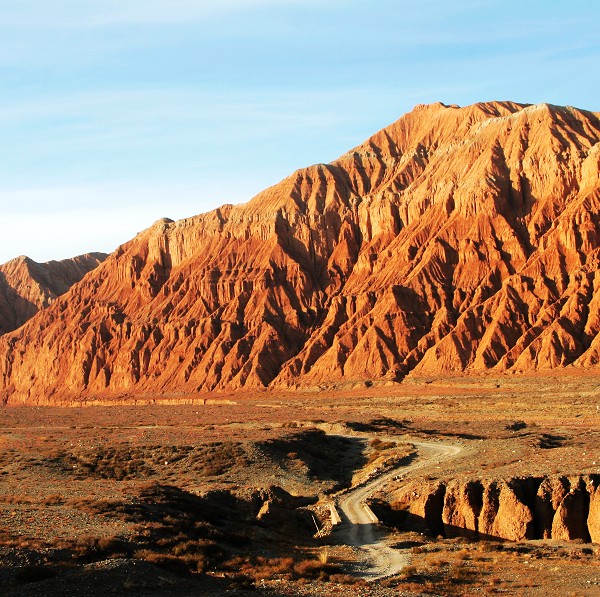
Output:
[{"xmin": 371, "ymin": 475, "xmax": 600, "ymax": 543}]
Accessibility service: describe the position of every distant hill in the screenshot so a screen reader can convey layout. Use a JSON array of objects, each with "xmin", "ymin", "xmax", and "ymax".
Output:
[{"xmin": 0, "ymin": 253, "xmax": 107, "ymax": 334}]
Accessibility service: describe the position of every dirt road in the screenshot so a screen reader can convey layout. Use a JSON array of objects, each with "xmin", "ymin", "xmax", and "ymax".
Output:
[{"xmin": 334, "ymin": 439, "xmax": 462, "ymax": 579}]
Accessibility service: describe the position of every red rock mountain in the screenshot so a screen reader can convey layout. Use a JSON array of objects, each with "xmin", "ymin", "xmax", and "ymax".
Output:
[
  {"xmin": 0, "ymin": 253, "xmax": 107, "ymax": 335},
  {"xmin": 1, "ymin": 101, "xmax": 600, "ymax": 404}
]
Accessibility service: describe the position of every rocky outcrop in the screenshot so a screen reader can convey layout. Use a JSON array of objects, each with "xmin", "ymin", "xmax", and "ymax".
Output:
[
  {"xmin": 375, "ymin": 480, "xmax": 446, "ymax": 536},
  {"xmin": 0, "ymin": 253, "xmax": 107, "ymax": 335},
  {"xmin": 535, "ymin": 476, "xmax": 570, "ymax": 538},
  {"xmin": 587, "ymin": 479, "xmax": 600, "ymax": 542},
  {"xmin": 251, "ymin": 486, "xmax": 313, "ymax": 531},
  {"xmin": 479, "ymin": 479, "xmax": 538, "ymax": 541},
  {"xmin": 377, "ymin": 474, "xmax": 600, "ymax": 543},
  {"xmin": 442, "ymin": 480, "xmax": 483, "ymax": 538},
  {"xmin": 551, "ymin": 478, "xmax": 591, "ymax": 541},
  {"xmin": 1, "ymin": 102, "xmax": 600, "ymax": 403}
]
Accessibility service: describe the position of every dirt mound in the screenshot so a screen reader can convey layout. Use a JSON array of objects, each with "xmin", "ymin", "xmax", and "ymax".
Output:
[{"xmin": 2, "ymin": 102, "xmax": 600, "ymax": 403}]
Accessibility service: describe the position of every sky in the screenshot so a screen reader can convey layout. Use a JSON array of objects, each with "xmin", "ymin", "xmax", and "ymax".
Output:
[{"xmin": 0, "ymin": 0, "xmax": 599, "ymax": 264}]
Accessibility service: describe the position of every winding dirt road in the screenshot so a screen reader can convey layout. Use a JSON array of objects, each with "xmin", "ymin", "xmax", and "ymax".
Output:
[{"xmin": 334, "ymin": 439, "xmax": 462, "ymax": 579}]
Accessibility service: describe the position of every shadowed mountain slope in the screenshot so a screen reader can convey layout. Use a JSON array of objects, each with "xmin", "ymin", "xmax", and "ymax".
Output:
[
  {"xmin": 1, "ymin": 101, "xmax": 600, "ymax": 403},
  {"xmin": 0, "ymin": 253, "xmax": 107, "ymax": 335}
]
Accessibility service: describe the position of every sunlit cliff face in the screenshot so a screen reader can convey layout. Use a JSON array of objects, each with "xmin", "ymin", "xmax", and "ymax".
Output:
[{"xmin": 2, "ymin": 101, "xmax": 600, "ymax": 404}]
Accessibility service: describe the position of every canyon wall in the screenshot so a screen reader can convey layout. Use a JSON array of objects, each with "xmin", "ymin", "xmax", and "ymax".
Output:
[
  {"xmin": 1, "ymin": 101, "xmax": 600, "ymax": 403},
  {"xmin": 373, "ymin": 474, "xmax": 600, "ymax": 543}
]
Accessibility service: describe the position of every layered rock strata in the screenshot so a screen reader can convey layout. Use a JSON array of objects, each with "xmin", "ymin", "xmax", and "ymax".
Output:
[
  {"xmin": 1, "ymin": 101, "xmax": 600, "ymax": 403},
  {"xmin": 374, "ymin": 475, "xmax": 600, "ymax": 543}
]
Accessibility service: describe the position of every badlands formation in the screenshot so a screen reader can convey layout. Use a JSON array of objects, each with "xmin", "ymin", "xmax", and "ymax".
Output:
[
  {"xmin": 377, "ymin": 474, "xmax": 600, "ymax": 544},
  {"xmin": 1, "ymin": 101, "xmax": 600, "ymax": 404},
  {"xmin": 0, "ymin": 253, "xmax": 106, "ymax": 336}
]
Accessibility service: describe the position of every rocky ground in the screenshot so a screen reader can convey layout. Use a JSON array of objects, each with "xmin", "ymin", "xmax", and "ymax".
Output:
[{"xmin": 1, "ymin": 374, "xmax": 600, "ymax": 594}]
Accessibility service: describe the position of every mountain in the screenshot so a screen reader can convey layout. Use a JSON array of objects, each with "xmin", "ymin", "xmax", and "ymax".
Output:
[
  {"xmin": 0, "ymin": 253, "xmax": 107, "ymax": 335},
  {"xmin": 1, "ymin": 101, "xmax": 600, "ymax": 404}
]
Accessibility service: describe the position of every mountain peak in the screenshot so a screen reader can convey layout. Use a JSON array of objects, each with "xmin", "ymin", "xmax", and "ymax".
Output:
[
  {"xmin": 0, "ymin": 252, "xmax": 107, "ymax": 337},
  {"xmin": 1, "ymin": 101, "xmax": 600, "ymax": 404}
]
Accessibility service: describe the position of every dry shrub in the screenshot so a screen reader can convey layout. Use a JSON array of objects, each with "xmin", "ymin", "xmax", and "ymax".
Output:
[
  {"xmin": 369, "ymin": 438, "xmax": 396, "ymax": 450},
  {"xmin": 62, "ymin": 534, "xmax": 130, "ymax": 560},
  {"xmin": 454, "ymin": 548, "xmax": 471, "ymax": 561},
  {"xmin": 1, "ymin": 495, "xmax": 32, "ymax": 504},
  {"xmin": 69, "ymin": 496, "xmax": 112, "ymax": 514},
  {"xmin": 224, "ymin": 555, "xmax": 341, "ymax": 583},
  {"xmin": 328, "ymin": 573, "xmax": 364, "ymax": 585},
  {"xmin": 426, "ymin": 557, "xmax": 449, "ymax": 568},
  {"xmin": 477, "ymin": 540, "xmax": 502, "ymax": 553},
  {"xmin": 170, "ymin": 540, "xmax": 202, "ymax": 556},
  {"xmin": 448, "ymin": 562, "xmax": 477, "ymax": 584},
  {"xmin": 253, "ymin": 557, "xmax": 295, "ymax": 581},
  {"xmin": 0, "ymin": 531, "xmax": 43, "ymax": 550},
  {"xmin": 225, "ymin": 556, "xmax": 294, "ymax": 581},
  {"xmin": 133, "ymin": 551, "xmax": 190, "ymax": 576},
  {"xmin": 399, "ymin": 564, "xmax": 418, "ymax": 579},
  {"xmin": 293, "ymin": 558, "xmax": 334, "ymax": 579},
  {"xmin": 41, "ymin": 493, "xmax": 64, "ymax": 506},
  {"xmin": 55, "ymin": 442, "xmax": 248, "ymax": 481}
]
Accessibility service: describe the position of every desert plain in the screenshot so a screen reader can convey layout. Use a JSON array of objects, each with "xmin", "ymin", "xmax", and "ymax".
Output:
[{"xmin": 1, "ymin": 374, "xmax": 600, "ymax": 596}]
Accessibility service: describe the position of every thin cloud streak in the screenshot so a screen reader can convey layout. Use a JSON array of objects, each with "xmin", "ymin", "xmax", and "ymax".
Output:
[
  {"xmin": 0, "ymin": 85, "xmax": 415, "ymax": 183},
  {"xmin": 0, "ymin": 0, "xmax": 598, "ymax": 262},
  {"xmin": 0, "ymin": 0, "xmax": 330, "ymax": 27}
]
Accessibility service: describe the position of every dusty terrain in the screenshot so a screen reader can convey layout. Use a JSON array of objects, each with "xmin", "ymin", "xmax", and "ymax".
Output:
[{"xmin": 1, "ymin": 374, "xmax": 600, "ymax": 595}]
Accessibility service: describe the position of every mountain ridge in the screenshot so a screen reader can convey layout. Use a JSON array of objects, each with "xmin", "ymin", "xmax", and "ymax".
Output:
[
  {"xmin": 0, "ymin": 252, "xmax": 107, "ymax": 336},
  {"xmin": 1, "ymin": 101, "xmax": 600, "ymax": 404}
]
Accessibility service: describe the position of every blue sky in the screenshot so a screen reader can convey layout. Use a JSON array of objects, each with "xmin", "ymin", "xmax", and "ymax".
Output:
[{"xmin": 1, "ymin": 0, "xmax": 598, "ymax": 263}]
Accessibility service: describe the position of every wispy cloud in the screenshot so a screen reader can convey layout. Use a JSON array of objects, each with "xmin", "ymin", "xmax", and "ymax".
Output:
[
  {"xmin": 0, "ymin": 0, "xmax": 330, "ymax": 27},
  {"xmin": 0, "ymin": 180, "xmax": 259, "ymax": 217},
  {"xmin": 0, "ymin": 85, "xmax": 405, "ymax": 175}
]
